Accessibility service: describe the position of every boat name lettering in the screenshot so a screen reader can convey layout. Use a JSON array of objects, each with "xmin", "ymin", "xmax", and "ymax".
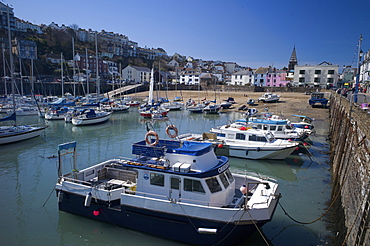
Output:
[{"xmin": 218, "ymin": 162, "xmax": 229, "ymax": 173}]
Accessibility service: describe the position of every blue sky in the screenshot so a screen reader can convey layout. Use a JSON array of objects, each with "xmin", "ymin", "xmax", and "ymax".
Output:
[{"xmin": 4, "ymin": 0, "xmax": 370, "ymax": 69}]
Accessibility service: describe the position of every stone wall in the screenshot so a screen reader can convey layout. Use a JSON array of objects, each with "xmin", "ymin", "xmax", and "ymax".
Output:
[{"xmin": 329, "ymin": 93, "xmax": 370, "ymax": 245}]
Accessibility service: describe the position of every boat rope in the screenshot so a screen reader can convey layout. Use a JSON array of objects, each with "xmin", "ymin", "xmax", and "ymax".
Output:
[
  {"xmin": 177, "ymin": 203, "xmax": 197, "ymax": 231},
  {"xmin": 246, "ymin": 209, "xmax": 270, "ymax": 246},
  {"xmin": 301, "ymin": 142, "xmax": 329, "ymax": 171}
]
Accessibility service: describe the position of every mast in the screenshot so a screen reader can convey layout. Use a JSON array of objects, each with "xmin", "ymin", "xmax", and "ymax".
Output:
[
  {"xmin": 72, "ymin": 37, "xmax": 76, "ymax": 97},
  {"xmin": 6, "ymin": 4, "xmax": 15, "ymax": 115},
  {"xmin": 61, "ymin": 52, "xmax": 64, "ymax": 97},
  {"xmin": 95, "ymin": 32, "xmax": 100, "ymax": 98},
  {"xmin": 149, "ymin": 67, "xmax": 154, "ymax": 105},
  {"xmin": 2, "ymin": 43, "xmax": 7, "ymax": 95},
  {"xmin": 85, "ymin": 48, "xmax": 89, "ymax": 95},
  {"xmin": 354, "ymin": 34, "xmax": 363, "ymax": 104}
]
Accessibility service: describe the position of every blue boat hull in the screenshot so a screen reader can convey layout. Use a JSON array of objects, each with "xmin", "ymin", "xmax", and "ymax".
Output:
[{"xmin": 57, "ymin": 191, "xmax": 271, "ymax": 246}]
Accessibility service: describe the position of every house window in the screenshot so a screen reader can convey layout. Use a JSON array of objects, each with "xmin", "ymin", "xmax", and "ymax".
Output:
[
  {"xmin": 327, "ymin": 78, "xmax": 334, "ymax": 83},
  {"xmin": 299, "ymin": 78, "xmax": 305, "ymax": 82},
  {"xmin": 299, "ymin": 70, "xmax": 305, "ymax": 74},
  {"xmin": 328, "ymin": 70, "xmax": 335, "ymax": 74},
  {"xmin": 315, "ymin": 70, "xmax": 321, "ymax": 74},
  {"xmin": 314, "ymin": 78, "xmax": 320, "ymax": 82}
]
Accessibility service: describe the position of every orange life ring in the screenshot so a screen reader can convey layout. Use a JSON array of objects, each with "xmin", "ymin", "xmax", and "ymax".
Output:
[
  {"xmin": 145, "ymin": 131, "xmax": 159, "ymax": 146},
  {"xmin": 166, "ymin": 125, "xmax": 178, "ymax": 138}
]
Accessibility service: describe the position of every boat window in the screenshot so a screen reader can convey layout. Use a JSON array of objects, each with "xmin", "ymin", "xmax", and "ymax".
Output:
[
  {"xmin": 286, "ymin": 125, "xmax": 292, "ymax": 130},
  {"xmin": 256, "ymin": 125, "xmax": 262, "ymax": 129},
  {"xmin": 216, "ymin": 133, "xmax": 226, "ymax": 137},
  {"xmin": 224, "ymin": 169, "xmax": 234, "ymax": 183},
  {"xmin": 227, "ymin": 134, "xmax": 234, "ymax": 139},
  {"xmin": 277, "ymin": 126, "xmax": 283, "ymax": 131},
  {"xmin": 150, "ymin": 173, "xmax": 164, "ymax": 187},
  {"xmin": 263, "ymin": 125, "xmax": 268, "ymax": 130},
  {"xmin": 219, "ymin": 173, "xmax": 229, "ymax": 188},
  {"xmin": 236, "ymin": 133, "xmax": 245, "ymax": 140},
  {"xmin": 270, "ymin": 125, "xmax": 276, "ymax": 131},
  {"xmin": 184, "ymin": 179, "xmax": 205, "ymax": 193},
  {"xmin": 265, "ymin": 132, "xmax": 275, "ymax": 141},
  {"xmin": 249, "ymin": 135, "xmax": 257, "ymax": 141},
  {"xmin": 171, "ymin": 177, "xmax": 180, "ymax": 190},
  {"xmin": 206, "ymin": 177, "xmax": 222, "ymax": 193}
]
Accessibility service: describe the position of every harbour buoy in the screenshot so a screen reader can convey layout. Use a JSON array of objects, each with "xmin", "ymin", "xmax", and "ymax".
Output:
[
  {"xmin": 217, "ymin": 144, "xmax": 223, "ymax": 148},
  {"xmin": 93, "ymin": 210, "xmax": 100, "ymax": 216},
  {"xmin": 303, "ymin": 142, "xmax": 308, "ymax": 146}
]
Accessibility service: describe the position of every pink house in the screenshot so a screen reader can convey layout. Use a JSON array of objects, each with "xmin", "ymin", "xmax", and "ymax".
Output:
[{"xmin": 266, "ymin": 70, "xmax": 290, "ymax": 87}]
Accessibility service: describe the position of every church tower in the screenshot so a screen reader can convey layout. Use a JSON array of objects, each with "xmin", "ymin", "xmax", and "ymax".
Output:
[{"xmin": 288, "ymin": 46, "xmax": 298, "ymax": 71}]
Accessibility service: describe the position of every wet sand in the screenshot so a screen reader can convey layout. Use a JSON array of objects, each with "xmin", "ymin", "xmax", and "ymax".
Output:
[{"xmin": 131, "ymin": 90, "xmax": 330, "ymax": 121}]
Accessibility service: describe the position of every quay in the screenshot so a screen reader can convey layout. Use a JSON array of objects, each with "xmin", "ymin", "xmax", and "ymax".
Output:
[{"xmin": 329, "ymin": 93, "xmax": 370, "ymax": 245}]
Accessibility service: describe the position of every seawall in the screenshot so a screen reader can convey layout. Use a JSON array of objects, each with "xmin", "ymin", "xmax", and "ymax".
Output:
[{"xmin": 329, "ymin": 93, "xmax": 370, "ymax": 245}]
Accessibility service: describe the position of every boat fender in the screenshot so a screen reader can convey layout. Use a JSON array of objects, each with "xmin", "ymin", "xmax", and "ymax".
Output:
[
  {"xmin": 84, "ymin": 192, "xmax": 92, "ymax": 207},
  {"xmin": 145, "ymin": 131, "xmax": 159, "ymax": 146},
  {"xmin": 256, "ymin": 147, "xmax": 260, "ymax": 152},
  {"xmin": 198, "ymin": 228, "xmax": 217, "ymax": 234},
  {"xmin": 166, "ymin": 125, "xmax": 178, "ymax": 138},
  {"xmin": 57, "ymin": 191, "xmax": 63, "ymax": 203},
  {"xmin": 245, "ymin": 149, "xmax": 249, "ymax": 155},
  {"xmin": 240, "ymin": 185, "xmax": 247, "ymax": 194}
]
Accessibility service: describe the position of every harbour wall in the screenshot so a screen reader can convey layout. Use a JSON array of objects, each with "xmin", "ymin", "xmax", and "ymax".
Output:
[{"xmin": 329, "ymin": 93, "xmax": 370, "ymax": 245}]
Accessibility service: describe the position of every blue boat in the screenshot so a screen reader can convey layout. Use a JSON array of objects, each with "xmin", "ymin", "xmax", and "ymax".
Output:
[
  {"xmin": 55, "ymin": 131, "xmax": 280, "ymax": 245},
  {"xmin": 308, "ymin": 92, "xmax": 329, "ymax": 107}
]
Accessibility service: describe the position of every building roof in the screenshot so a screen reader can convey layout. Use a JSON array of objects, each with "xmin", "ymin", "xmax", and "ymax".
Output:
[{"xmin": 129, "ymin": 65, "xmax": 150, "ymax": 72}]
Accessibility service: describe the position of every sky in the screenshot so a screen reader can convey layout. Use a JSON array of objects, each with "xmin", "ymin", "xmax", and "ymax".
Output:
[{"xmin": 3, "ymin": 0, "xmax": 370, "ymax": 69}]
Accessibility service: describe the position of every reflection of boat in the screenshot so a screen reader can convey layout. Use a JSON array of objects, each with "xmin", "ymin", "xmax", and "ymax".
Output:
[
  {"xmin": 257, "ymin": 93, "xmax": 280, "ymax": 103},
  {"xmin": 228, "ymin": 157, "xmax": 299, "ymax": 182},
  {"xmin": 71, "ymin": 109, "xmax": 112, "ymax": 126},
  {"xmin": 55, "ymin": 135, "xmax": 280, "ymax": 246}
]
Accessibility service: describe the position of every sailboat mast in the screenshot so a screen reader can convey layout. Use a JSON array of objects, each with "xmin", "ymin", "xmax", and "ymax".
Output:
[
  {"xmin": 149, "ymin": 68, "xmax": 154, "ymax": 105},
  {"xmin": 6, "ymin": 4, "xmax": 15, "ymax": 114},
  {"xmin": 72, "ymin": 37, "xmax": 76, "ymax": 97},
  {"xmin": 2, "ymin": 43, "xmax": 7, "ymax": 95},
  {"xmin": 95, "ymin": 32, "xmax": 100, "ymax": 98},
  {"xmin": 61, "ymin": 52, "xmax": 64, "ymax": 97},
  {"xmin": 85, "ymin": 48, "xmax": 89, "ymax": 95}
]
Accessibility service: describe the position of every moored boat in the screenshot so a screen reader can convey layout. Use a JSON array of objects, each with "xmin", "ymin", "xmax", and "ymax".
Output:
[
  {"xmin": 55, "ymin": 132, "xmax": 280, "ymax": 245},
  {"xmin": 71, "ymin": 108, "xmax": 112, "ymax": 125}
]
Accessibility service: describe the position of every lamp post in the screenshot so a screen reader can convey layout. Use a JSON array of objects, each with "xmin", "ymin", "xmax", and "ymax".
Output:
[{"xmin": 354, "ymin": 34, "xmax": 363, "ymax": 103}]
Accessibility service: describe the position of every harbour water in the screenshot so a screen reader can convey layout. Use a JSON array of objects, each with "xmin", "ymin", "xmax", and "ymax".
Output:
[{"xmin": 0, "ymin": 108, "xmax": 333, "ymax": 245}]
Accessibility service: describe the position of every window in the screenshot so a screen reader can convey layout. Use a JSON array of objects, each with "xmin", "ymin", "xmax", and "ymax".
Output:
[
  {"xmin": 327, "ymin": 78, "xmax": 334, "ymax": 83},
  {"xmin": 277, "ymin": 126, "xmax": 283, "ymax": 131},
  {"xmin": 314, "ymin": 78, "xmax": 320, "ymax": 82},
  {"xmin": 236, "ymin": 133, "xmax": 245, "ymax": 140},
  {"xmin": 270, "ymin": 125, "xmax": 276, "ymax": 131},
  {"xmin": 150, "ymin": 173, "xmax": 164, "ymax": 186},
  {"xmin": 299, "ymin": 70, "xmax": 305, "ymax": 74},
  {"xmin": 216, "ymin": 133, "xmax": 226, "ymax": 137},
  {"xmin": 171, "ymin": 177, "xmax": 180, "ymax": 190},
  {"xmin": 315, "ymin": 70, "xmax": 321, "ymax": 74},
  {"xmin": 219, "ymin": 173, "xmax": 229, "ymax": 188},
  {"xmin": 263, "ymin": 125, "xmax": 268, "ymax": 130},
  {"xmin": 184, "ymin": 179, "xmax": 205, "ymax": 193},
  {"xmin": 328, "ymin": 70, "xmax": 335, "ymax": 74},
  {"xmin": 206, "ymin": 177, "xmax": 222, "ymax": 193},
  {"xmin": 299, "ymin": 78, "xmax": 305, "ymax": 82},
  {"xmin": 224, "ymin": 169, "xmax": 234, "ymax": 183}
]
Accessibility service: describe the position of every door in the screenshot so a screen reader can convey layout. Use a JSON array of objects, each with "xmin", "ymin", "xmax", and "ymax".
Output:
[{"xmin": 169, "ymin": 176, "xmax": 181, "ymax": 202}]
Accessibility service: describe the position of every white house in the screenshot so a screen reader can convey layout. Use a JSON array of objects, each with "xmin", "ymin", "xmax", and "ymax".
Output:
[
  {"xmin": 180, "ymin": 68, "xmax": 201, "ymax": 85},
  {"xmin": 293, "ymin": 62, "xmax": 339, "ymax": 88},
  {"xmin": 121, "ymin": 65, "xmax": 151, "ymax": 83},
  {"xmin": 230, "ymin": 70, "xmax": 254, "ymax": 86},
  {"xmin": 167, "ymin": 59, "xmax": 179, "ymax": 68}
]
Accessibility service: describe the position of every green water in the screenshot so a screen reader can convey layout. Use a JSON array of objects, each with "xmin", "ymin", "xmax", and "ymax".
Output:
[{"xmin": 0, "ymin": 108, "xmax": 333, "ymax": 245}]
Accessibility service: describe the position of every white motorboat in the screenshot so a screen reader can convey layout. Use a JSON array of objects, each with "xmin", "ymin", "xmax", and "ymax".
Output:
[
  {"xmin": 71, "ymin": 108, "xmax": 112, "ymax": 126},
  {"xmin": 257, "ymin": 93, "xmax": 280, "ymax": 103},
  {"xmin": 44, "ymin": 106, "xmax": 70, "ymax": 120},
  {"xmin": 161, "ymin": 101, "xmax": 183, "ymax": 111},
  {"xmin": 179, "ymin": 126, "xmax": 299, "ymax": 160},
  {"xmin": 55, "ymin": 132, "xmax": 280, "ymax": 246}
]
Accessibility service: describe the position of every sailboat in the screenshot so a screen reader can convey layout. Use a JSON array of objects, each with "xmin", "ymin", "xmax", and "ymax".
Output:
[
  {"xmin": 0, "ymin": 7, "xmax": 47, "ymax": 144},
  {"xmin": 139, "ymin": 68, "xmax": 168, "ymax": 118}
]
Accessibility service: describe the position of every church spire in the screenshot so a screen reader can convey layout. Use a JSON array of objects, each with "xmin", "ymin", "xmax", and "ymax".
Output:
[{"xmin": 288, "ymin": 46, "xmax": 298, "ymax": 71}]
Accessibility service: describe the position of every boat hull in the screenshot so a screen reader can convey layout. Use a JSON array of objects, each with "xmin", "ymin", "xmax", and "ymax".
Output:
[
  {"xmin": 225, "ymin": 145, "xmax": 298, "ymax": 160},
  {"xmin": 71, "ymin": 113, "xmax": 111, "ymax": 125},
  {"xmin": 57, "ymin": 191, "xmax": 272, "ymax": 246},
  {"xmin": 0, "ymin": 126, "xmax": 47, "ymax": 144}
]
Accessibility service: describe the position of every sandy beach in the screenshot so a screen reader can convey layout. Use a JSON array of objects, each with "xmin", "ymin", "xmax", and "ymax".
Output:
[{"xmin": 130, "ymin": 90, "xmax": 330, "ymax": 121}]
